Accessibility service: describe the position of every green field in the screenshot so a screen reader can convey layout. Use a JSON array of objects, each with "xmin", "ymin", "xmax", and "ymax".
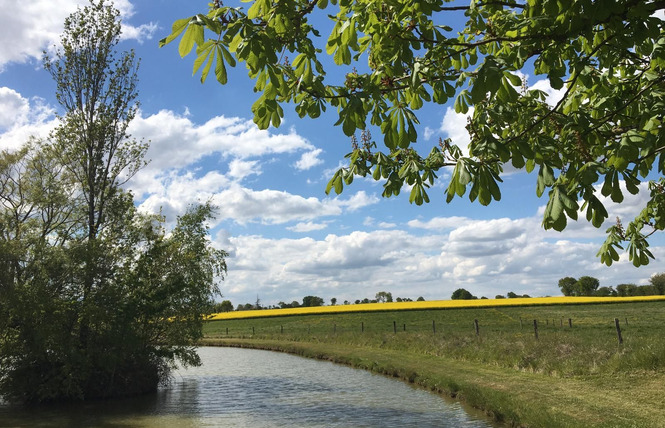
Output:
[{"xmin": 203, "ymin": 301, "xmax": 665, "ymax": 427}]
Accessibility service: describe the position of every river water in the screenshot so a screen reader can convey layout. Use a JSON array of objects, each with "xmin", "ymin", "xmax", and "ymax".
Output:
[{"xmin": 0, "ymin": 347, "xmax": 495, "ymax": 427}]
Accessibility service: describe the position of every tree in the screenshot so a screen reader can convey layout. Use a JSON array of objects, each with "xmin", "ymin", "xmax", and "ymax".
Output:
[
  {"xmin": 331, "ymin": 297, "xmax": 337, "ymax": 306},
  {"xmin": 375, "ymin": 291, "xmax": 393, "ymax": 303},
  {"xmin": 576, "ymin": 276, "xmax": 600, "ymax": 296},
  {"xmin": 594, "ymin": 286, "xmax": 617, "ymax": 297},
  {"xmin": 217, "ymin": 300, "xmax": 234, "ymax": 312},
  {"xmin": 162, "ymin": 0, "xmax": 665, "ymax": 267},
  {"xmin": 649, "ymin": 273, "xmax": 665, "ymax": 294},
  {"xmin": 559, "ymin": 277, "xmax": 578, "ymax": 296},
  {"xmin": 507, "ymin": 291, "xmax": 519, "ymax": 299},
  {"xmin": 616, "ymin": 283, "xmax": 638, "ymax": 297},
  {"xmin": 451, "ymin": 288, "xmax": 473, "ymax": 300},
  {"xmin": 417, "ymin": 296, "xmax": 425, "ymax": 301},
  {"xmin": 0, "ymin": 2, "xmax": 227, "ymax": 404},
  {"xmin": 44, "ymin": 0, "xmax": 147, "ymax": 352},
  {"xmin": 302, "ymin": 295, "xmax": 324, "ymax": 307}
]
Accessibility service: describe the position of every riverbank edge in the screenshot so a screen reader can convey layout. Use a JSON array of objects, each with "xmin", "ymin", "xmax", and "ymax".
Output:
[{"xmin": 200, "ymin": 338, "xmax": 620, "ymax": 428}]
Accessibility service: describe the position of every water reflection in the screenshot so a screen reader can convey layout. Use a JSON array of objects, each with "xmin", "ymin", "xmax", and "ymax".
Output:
[{"xmin": 0, "ymin": 347, "xmax": 494, "ymax": 427}]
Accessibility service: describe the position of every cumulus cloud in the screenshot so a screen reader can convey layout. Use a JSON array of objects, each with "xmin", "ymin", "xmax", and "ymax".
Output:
[
  {"xmin": 530, "ymin": 79, "xmax": 566, "ymax": 106},
  {"xmin": 439, "ymin": 106, "xmax": 474, "ymax": 155},
  {"xmin": 218, "ymin": 223, "xmax": 665, "ymax": 306},
  {"xmin": 0, "ymin": 88, "xmax": 56, "ymax": 150},
  {"xmin": 125, "ymin": 109, "xmax": 316, "ymax": 198},
  {"xmin": 0, "ymin": 0, "xmax": 156, "ymax": 69},
  {"xmin": 295, "ymin": 148, "xmax": 324, "ymax": 170},
  {"xmin": 227, "ymin": 159, "xmax": 261, "ymax": 181}
]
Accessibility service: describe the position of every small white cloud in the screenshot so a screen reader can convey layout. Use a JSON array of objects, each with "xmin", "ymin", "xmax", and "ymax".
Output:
[
  {"xmin": 408, "ymin": 216, "xmax": 471, "ymax": 230},
  {"xmin": 332, "ymin": 191, "xmax": 379, "ymax": 212},
  {"xmin": 439, "ymin": 106, "xmax": 474, "ymax": 155},
  {"xmin": 228, "ymin": 159, "xmax": 261, "ymax": 180},
  {"xmin": 378, "ymin": 222, "xmax": 396, "ymax": 229},
  {"xmin": 423, "ymin": 126, "xmax": 435, "ymax": 140},
  {"xmin": 120, "ymin": 22, "xmax": 158, "ymax": 43},
  {"xmin": 294, "ymin": 148, "xmax": 324, "ymax": 170},
  {"xmin": 287, "ymin": 221, "xmax": 328, "ymax": 232},
  {"xmin": 531, "ymin": 79, "xmax": 566, "ymax": 107}
]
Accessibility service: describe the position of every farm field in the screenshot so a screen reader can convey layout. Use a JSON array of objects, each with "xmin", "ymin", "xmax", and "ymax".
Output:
[{"xmin": 203, "ymin": 300, "xmax": 665, "ymax": 427}]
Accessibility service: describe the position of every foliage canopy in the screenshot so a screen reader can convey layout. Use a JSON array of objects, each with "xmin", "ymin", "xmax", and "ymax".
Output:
[{"xmin": 161, "ymin": 0, "xmax": 665, "ymax": 266}]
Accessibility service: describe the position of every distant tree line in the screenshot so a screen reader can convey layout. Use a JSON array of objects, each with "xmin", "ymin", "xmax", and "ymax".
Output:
[
  {"xmin": 451, "ymin": 289, "xmax": 531, "ymax": 300},
  {"xmin": 212, "ymin": 274, "xmax": 665, "ymax": 313},
  {"xmin": 559, "ymin": 273, "xmax": 665, "ymax": 297},
  {"xmin": 211, "ymin": 291, "xmax": 427, "ymax": 312}
]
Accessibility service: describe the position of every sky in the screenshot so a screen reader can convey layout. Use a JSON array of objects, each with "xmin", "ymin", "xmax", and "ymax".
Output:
[{"xmin": 1, "ymin": 0, "xmax": 664, "ymax": 307}]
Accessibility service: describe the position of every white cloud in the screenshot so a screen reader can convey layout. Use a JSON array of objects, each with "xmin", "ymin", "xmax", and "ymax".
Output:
[
  {"xmin": 125, "ymin": 109, "xmax": 316, "ymax": 199},
  {"xmin": 287, "ymin": 221, "xmax": 328, "ymax": 232},
  {"xmin": 0, "ymin": 0, "xmax": 157, "ymax": 69},
  {"xmin": 439, "ymin": 106, "xmax": 474, "ymax": 155},
  {"xmin": 423, "ymin": 126, "xmax": 435, "ymax": 140},
  {"xmin": 295, "ymin": 148, "xmax": 324, "ymax": 170},
  {"xmin": 334, "ymin": 191, "xmax": 379, "ymax": 212},
  {"xmin": 218, "ymin": 223, "xmax": 665, "ymax": 306},
  {"xmin": 227, "ymin": 159, "xmax": 261, "ymax": 181},
  {"xmin": 530, "ymin": 79, "xmax": 566, "ymax": 106},
  {"xmin": 408, "ymin": 216, "xmax": 471, "ymax": 230},
  {"xmin": 0, "ymin": 88, "xmax": 56, "ymax": 150}
]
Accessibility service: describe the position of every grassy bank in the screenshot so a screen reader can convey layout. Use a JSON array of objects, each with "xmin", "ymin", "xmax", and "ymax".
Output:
[{"xmin": 203, "ymin": 301, "xmax": 665, "ymax": 427}]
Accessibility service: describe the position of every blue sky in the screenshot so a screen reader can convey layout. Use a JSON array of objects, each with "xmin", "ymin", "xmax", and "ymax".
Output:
[{"xmin": 1, "ymin": 0, "xmax": 663, "ymax": 307}]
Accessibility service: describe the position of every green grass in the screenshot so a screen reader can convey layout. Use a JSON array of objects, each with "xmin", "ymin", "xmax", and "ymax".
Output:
[{"xmin": 203, "ymin": 302, "xmax": 665, "ymax": 427}]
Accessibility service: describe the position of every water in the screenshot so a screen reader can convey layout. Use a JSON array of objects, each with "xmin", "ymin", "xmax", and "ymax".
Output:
[{"xmin": 0, "ymin": 347, "xmax": 495, "ymax": 427}]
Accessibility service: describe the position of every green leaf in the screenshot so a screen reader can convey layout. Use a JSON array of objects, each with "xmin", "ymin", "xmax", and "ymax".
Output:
[
  {"xmin": 215, "ymin": 46, "xmax": 228, "ymax": 84},
  {"xmin": 178, "ymin": 22, "xmax": 204, "ymax": 58},
  {"xmin": 159, "ymin": 18, "xmax": 191, "ymax": 48}
]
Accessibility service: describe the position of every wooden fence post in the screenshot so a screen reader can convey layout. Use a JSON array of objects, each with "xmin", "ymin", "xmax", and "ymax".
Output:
[
  {"xmin": 474, "ymin": 319, "xmax": 479, "ymax": 336},
  {"xmin": 393, "ymin": 321, "xmax": 397, "ymax": 334},
  {"xmin": 520, "ymin": 317, "xmax": 523, "ymax": 329},
  {"xmin": 615, "ymin": 318, "xmax": 623, "ymax": 345},
  {"xmin": 361, "ymin": 321, "xmax": 364, "ymax": 333},
  {"xmin": 280, "ymin": 325, "xmax": 283, "ymax": 334},
  {"xmin": 252, "ymin": 326, "xmax": 255, "ymax": 335},
  {"xmin": 533, "ymin": 319, "xmax": 539, "ymax": 340},
  {"xmin": 334, "ymin": 323, "xmax": 336, "ymax": 334},
  {"xmin": 568, "ymin": 318, "xmax": 572, "ymax": 328},
  {"xmin": 432, "ymin": 320, "xmax": 436, "ymax": 333},
  {"xmin": 226, "ymin": 327, "xmax": 228, "ymax": 335}
]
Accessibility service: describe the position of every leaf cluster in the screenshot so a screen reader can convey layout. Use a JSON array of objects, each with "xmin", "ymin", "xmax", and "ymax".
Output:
[{"xmin": 161, "ymin": 0, "xmax": 665, "ymax": 266}]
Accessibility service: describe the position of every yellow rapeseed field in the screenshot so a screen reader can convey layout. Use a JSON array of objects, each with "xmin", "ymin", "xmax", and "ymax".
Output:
[{"xmin": 208, "ymin": 295, "xmax": 665, "ymax": 320}]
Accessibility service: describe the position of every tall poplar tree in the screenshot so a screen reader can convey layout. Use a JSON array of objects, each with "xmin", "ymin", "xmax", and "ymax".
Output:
[{"xmin": 43, "ymin": 0, "xmax": 147, "ymax": 348}]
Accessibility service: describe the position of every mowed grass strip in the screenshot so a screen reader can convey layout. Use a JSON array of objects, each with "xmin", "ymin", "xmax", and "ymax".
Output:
[
  {"xmin": 207, "ymin": 295, "xmax": 665, "ymax": 320},
  {"xmin": 203, "ymin": 301, "xmax": 665, "ymax": 427}
]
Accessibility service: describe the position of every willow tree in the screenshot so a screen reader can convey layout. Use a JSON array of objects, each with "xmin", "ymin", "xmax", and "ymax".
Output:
[{"xmin": 161, "ymin": 0, "xmax": 665, "ymax": 266}]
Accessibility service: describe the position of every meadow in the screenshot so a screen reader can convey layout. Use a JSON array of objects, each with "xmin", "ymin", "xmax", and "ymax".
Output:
[{"xmin": 203, "ymin": 299, "xmax": 665, "ymax": 427}]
